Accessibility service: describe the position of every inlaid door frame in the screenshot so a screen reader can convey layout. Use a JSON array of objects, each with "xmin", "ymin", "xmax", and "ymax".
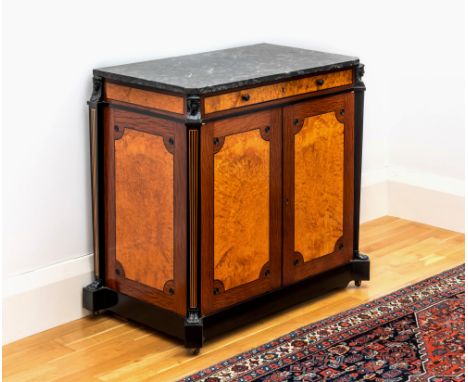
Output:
[
  {"xmin": 103, "ymin": 106, "xmax": 187, "ymax": 315},
  {"xmin": 200, "ymin": 109, "xmax": 282, "ymax": 315},
  {"xmin": 282, "ymin": 92, "xmax": 355, "ymax": 285}
]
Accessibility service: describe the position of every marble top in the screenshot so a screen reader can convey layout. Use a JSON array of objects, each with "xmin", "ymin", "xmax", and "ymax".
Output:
[{"xmin": 94, "ymin": 43, "xmax": 359, "ymax": 95}]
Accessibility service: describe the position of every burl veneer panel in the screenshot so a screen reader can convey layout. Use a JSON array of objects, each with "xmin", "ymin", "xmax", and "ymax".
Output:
[
  {"xmin": 115, "ymin": 128, "xmax": 174, "ymax": 290},
  {"xmin": 214, "ymin": 129, "xmax": 270, "ymax": 290},
  {"xmin": 295, "ymin": 112, "xmax": 344, "ymax": 261}
]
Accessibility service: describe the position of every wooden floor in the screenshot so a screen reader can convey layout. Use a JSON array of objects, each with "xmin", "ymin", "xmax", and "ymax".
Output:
[{"xmin": 3, "ymin": 217, "xmax": 465, "ymax": 382}]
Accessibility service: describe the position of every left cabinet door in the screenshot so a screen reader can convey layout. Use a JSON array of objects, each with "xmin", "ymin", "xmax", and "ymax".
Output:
[
  {"xmin": 201, "ymin": 109, "xmax": 282, "ymax": 315},
  {"xmin": 103, "ymin": 107, "xmax": 186, "ymax": 315}
]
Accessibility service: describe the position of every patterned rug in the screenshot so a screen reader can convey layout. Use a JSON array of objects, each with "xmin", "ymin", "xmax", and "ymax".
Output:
[{"xmin": 180, "ymin": 265, "xmax": 465, "ymax": 382}]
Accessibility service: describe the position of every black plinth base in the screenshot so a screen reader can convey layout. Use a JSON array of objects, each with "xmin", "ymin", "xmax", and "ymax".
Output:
[
  {"xmin": 82, "ymin": 258, "xmax": 370, "ymax": 350},
  {"xmin": 82, "ymin": 280, "xmax": 118, "ymax": 313}
]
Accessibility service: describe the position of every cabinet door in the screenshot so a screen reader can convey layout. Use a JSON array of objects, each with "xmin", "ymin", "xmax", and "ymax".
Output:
[
  {"xmin": 103, "ymin": 107, "xmax": 186, "ymax": 315},
  {"xmin": 283, "ymin": 93, "xmax": 355, "ymax": 285},
  {"xmin": 201, "ymin": 109, "xmax": 282, "ymax": 314}
]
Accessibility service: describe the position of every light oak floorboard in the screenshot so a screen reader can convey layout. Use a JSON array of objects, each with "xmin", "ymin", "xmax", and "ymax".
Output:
[{"xmin": 3, "ymin": 217, "xmax": 465, "ymax": 382}]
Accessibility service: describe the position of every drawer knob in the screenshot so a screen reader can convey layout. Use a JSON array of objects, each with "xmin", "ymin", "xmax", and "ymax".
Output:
[
  {"xmin": 241, "ymin": 94, "xmax": 250, "ymax": 101},
  {"xmin": 316, "ymin": 79, "xmax": 324, "ymax": 86}
]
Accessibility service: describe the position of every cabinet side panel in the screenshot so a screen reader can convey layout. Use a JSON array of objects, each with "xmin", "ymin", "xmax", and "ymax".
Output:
[
  {"xmin": 115, "ymin": 128, "xmax": 174, "ymax": 290},
  {"xmin": 214, "ymin": 129, "xmax": 270, "ymax": 290},
  {"xmin": 294, "ymin": 112, "xmax": 344, "ymax": 261}
]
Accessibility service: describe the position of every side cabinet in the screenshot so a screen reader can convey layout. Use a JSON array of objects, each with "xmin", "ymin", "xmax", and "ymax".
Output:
[
  {"xmin": 201, "ymin": 110, "xmax": 282, "ymax": 314},
  {"xmin": 83, "ymin": 43, "xmax": 370, "ymax": 351},
  {"xmin": 283, "ymin": 93, "xmax": 355, "ymax": 285}
]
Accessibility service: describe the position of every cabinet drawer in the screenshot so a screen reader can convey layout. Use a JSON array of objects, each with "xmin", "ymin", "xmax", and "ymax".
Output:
[{"xmin": 204, "ymin": 69, "xmax": 353, "ymax": 114}]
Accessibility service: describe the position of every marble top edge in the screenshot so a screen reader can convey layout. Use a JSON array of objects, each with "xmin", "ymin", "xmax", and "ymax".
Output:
[{"xmin": 94, "ymin": 43, "xmax": 360, "ymax": 95}]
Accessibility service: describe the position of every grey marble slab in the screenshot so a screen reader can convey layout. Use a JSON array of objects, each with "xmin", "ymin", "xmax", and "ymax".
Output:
[{"xmin": 94, "ymin": 43, "xmax": 359, "ymax": 95}]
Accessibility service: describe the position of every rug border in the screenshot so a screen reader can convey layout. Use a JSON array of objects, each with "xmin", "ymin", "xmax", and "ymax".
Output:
[{"xmin": 180, "ymin": 264, "xmax": 465, "ymax": 382}]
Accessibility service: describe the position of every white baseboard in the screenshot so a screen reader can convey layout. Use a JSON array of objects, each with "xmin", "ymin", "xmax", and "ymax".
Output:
[
  {"xmin": 388, "ymin": 181, "xmax": 464, "ymax": 233},
  {"xmin": 360, "ymin": 181, "xmax": 388, "ymax": 223},
  {"xmin": 2, "ymin": 167, "xmax": 463, "ymax": 344},
  {"xmin": 2, "ymin": 255, "xmax": 94, "ymax": 344},
  {"xmin": 360, "ymin": 166, "xmax": 464, "ymax": 232}
]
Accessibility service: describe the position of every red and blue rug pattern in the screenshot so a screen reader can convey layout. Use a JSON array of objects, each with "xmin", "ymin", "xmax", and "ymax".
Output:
[{"xmin": 180, "ymin": 265, "xmax": 464, "ymax": 382}]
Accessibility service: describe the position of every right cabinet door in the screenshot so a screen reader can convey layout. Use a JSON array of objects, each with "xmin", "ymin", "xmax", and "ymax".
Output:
[{"xmin": 283, "ymin": 92, "xmax": 355, "ymax": 285}]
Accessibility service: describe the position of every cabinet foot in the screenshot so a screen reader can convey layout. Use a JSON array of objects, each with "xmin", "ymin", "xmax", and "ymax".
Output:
[
  {"xmin": 351, "ymin": 252, "xmax": 370, "ymax": 282},
  {"xmin": 184, "ymin": 311, "xmax": 204, "ymax": 350},
  {"xmin": 190, "ymin": 348, "xmax": 200, "ymax": 355},
  {"xmin": 82, "ymin": 280, "xmax": 118, "ymax": 313}
]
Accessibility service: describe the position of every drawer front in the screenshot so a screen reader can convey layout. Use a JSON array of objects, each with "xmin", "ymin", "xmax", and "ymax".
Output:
[{"xmin": 204, "ymin": 69, "xmax": 353, "ymax": 114}]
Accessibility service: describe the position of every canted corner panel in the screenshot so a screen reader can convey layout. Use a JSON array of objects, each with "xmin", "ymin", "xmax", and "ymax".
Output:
[
  {"xmin": 105, "ymin": 82, "xmax": 184, "ymax": 114},
  {"xmin": 214, "ymin": 129, "xmax": 270, "ymax": 291},
  {"xmin": 295, "ymin": 112, "xmax": 344, "ymax": 262},
  {"xmin": 115, "ymin": 128, "xmax": 174, "ymax": 291}
]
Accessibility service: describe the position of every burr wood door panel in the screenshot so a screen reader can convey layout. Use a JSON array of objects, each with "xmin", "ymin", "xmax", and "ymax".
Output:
[
  {"xmin": 104, "ymin": 107, "xmax": 186, "ymax": 315},
  {"xmin": 283, "ymin": 93, "xmax": 355, "ymax": 286},
  {"xmin": 201, "ymin": 109, "xmax": 282, "ymax": 315}
]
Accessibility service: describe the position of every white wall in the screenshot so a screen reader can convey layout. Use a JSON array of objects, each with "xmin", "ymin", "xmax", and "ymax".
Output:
[{"xmin": 2, "ymin": 0, "xmax": 464, "ymax": 343}]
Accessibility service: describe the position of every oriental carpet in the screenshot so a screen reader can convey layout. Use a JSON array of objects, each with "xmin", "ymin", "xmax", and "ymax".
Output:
[{"xmin": 180, "ymin": 265, "xmax": 464, "ymax": 382}]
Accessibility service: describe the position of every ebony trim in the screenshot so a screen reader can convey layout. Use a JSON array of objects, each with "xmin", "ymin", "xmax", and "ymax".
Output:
[
  {"xmin": 184, "ymin": 95, "xmax": 203, "ymax": 346},
  {"xmin": 353, "ymin": 64, "xmax": 366, "ymax": 258},
  {"xmin": 87, "ymin": 76, "xmax": 106, "ymax": 282}
]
